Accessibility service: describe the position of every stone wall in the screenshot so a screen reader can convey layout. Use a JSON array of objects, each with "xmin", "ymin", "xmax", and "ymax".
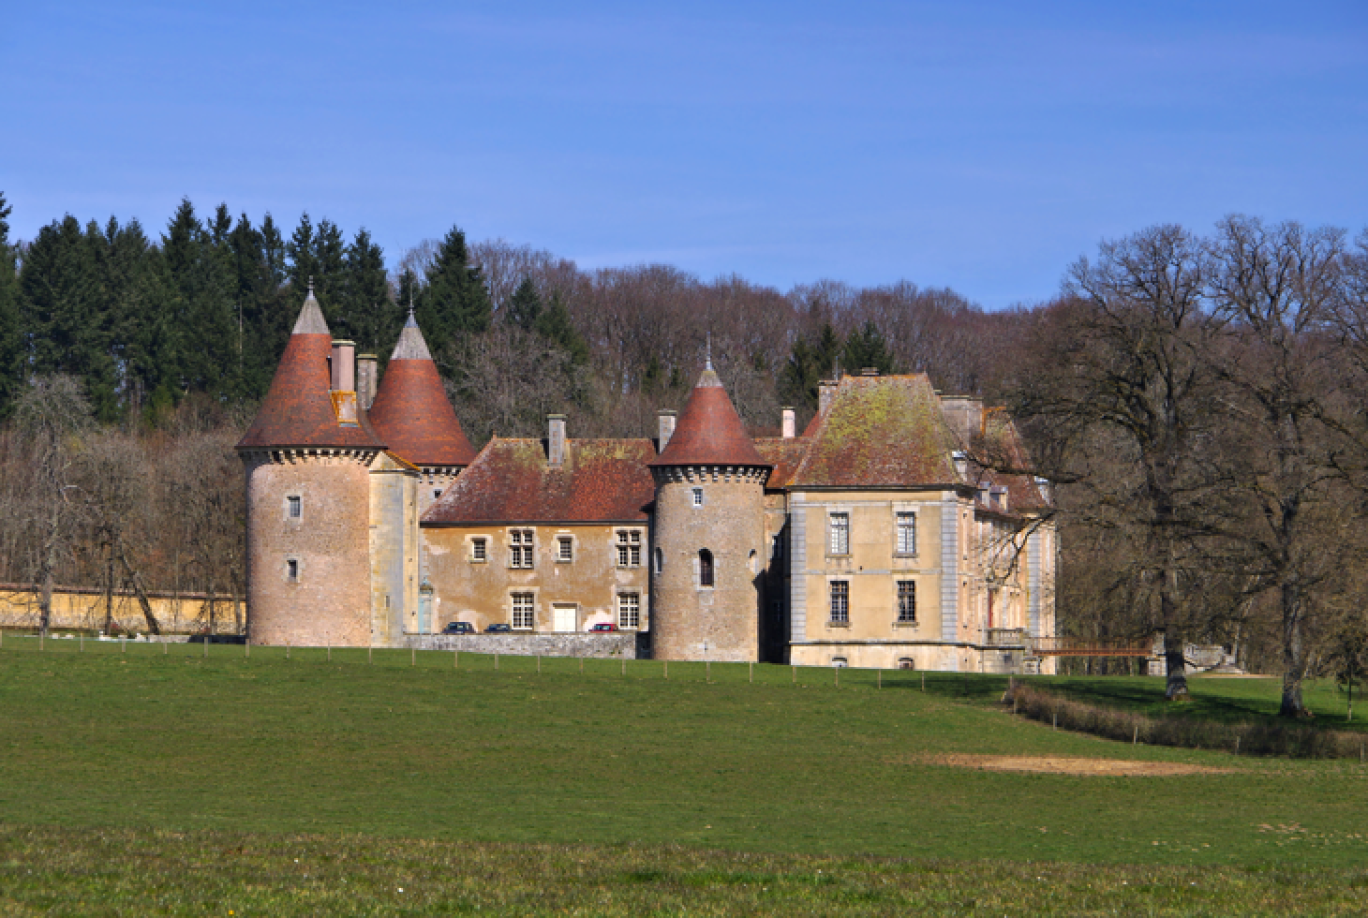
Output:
[{"xmin": 407, "ymin": 631, "xmax": 645, "ymax": 658}]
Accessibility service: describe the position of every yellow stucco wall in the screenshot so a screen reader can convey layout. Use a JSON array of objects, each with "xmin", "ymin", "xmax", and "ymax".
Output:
[
  {"xmin": 422, "ymin": 523, "xmax": 650, "ymax": 634},
  {"xmin": 0, "ymin": 587, "xmax": 239, "ymax": 634}
]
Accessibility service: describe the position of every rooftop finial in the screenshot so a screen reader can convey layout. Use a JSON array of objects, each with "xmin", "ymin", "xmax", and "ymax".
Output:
[
  {"xmin": 705, "ymin": 332, "xmax": 713, "ymax": 371},
  {"xmin": 405, "ymin": 290, "xmax": 417, "ymax": 328},
  {"xmin": 307, "ymin": 276, "xmax": 315, "ymax": 299}
]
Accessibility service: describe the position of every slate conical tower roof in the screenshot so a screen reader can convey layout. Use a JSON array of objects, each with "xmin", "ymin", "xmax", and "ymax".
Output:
[
  {"xmin": 367, "ymin": 310, "xmax": 477, "ymax": 468},
  {"xmin": 648, "ymin": 364, "xmax": 769, "ymax": 468},
  {"xmin": 237, "ymin": 290, "xmax": 384, "ymax": 451}
]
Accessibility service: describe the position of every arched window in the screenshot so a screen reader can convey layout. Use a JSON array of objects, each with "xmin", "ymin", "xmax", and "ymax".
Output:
[{"xmin": 699, "ymin": 549, "xmax": 714, "ymax": 587}]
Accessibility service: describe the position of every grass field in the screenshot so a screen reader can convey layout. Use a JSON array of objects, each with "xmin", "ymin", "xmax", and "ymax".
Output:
[{"xmin": 3, "ymin": 636, "xmax": 1368, "ymax": 915}]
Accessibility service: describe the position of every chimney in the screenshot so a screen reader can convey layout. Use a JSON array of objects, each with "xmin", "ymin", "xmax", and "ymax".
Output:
[
  {"xmin": 331, "ymin": 340, "xmax": 356, "ymax": 392},
  {"xmin": 656, "ymin": 409, "xmax": 677, "ymax": 452},
  {"xmin": 860, "ymin": 367, "xmax": 879, "ymax": 377},
  {"xmin": 781, "ymin": 407, "xmax": 796, "ymax": 439},
  {"xmin": 818, "ymin": 380, "xmax": 838, "ymax": 415},
  {"xmin": 356, "ymin": 354, "xmax": 378, "ymax": 409},
  {"xmin": 547, "ymin": 414, "xmax": 567, "ymax": 466}
]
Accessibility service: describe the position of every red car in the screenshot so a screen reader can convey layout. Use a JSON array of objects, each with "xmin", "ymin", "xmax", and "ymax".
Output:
[{"xmin": 589, "ymin": 623, "xmax": 618, "ymax": 632}]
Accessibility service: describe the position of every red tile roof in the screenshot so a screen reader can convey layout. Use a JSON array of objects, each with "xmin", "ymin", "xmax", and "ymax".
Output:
[
  {"xmin": 648, "ymin": 368, "xmax": 769, "ymax": 469},
  {"xmin": 753, "ymin": 438, "xmax": 811, "ymax": 490},
  {"xmin": 788, "ymin": 374, "xmax": 958, "ymax": 488},
  {"xmin": 368, "ymin": 320, "xmax": 476, "ymax": 468},
  {"xmin": 971, "ymin": 408, "xmax": 1050, "ymax": 513},
  {"xmin": 237, "ymin": 297, "xmax": 383, "ymax": 451},
  {"xmin": 423, "ymin": 438, "xmax": 656, "ymax": 524}
]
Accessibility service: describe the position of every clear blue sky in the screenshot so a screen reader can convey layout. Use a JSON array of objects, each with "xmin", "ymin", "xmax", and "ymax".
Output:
[{"xmin": 3, "ymin": 1, "xmax": 1365, "ymax": 309}]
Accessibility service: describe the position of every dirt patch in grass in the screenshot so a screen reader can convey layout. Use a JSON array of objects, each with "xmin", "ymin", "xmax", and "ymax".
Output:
[{"xmin": 913, "ymin": 754, "xmax": 1237, "ymax": 776}]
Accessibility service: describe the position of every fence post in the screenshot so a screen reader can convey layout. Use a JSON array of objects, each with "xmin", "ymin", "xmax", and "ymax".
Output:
[
  {"xmin": 327, "ymin": 639, "xmax": 331, "ymax": 662},
  {"xmin": 537, "ymin": 654, "xmax": 541, "ymax": 673},
  {"xmin": 706, "ymin": 660, "xmax": 711, "ymax": 683},
  {"xmin": 621, "ymin": 657, "xmax": 625, "ymax": 676},
  {"xmin": 80, "ymin": 633, "xmax": 84, "ymax": 653},
  {"xmin": 792, "ymin": 664, "xmax": 796, "ymax": 685},
  {"xmin": 749, "ymin": 661, "xmax": 754, "ymax": 684},
  {"xmin": 663, "ymin": 659, "xmax": 668, "ymax": 679},
  {"xmin": 163, "ymin": 636, "xmax": 168, "ymax": 656},
  {"xmin": 1132, "ymin": 725, "xmax": 1138, "ymax": 746},
  {"xmin": 286, "ymin": 640, "xmax": 290, "ymax": 660},
  {"xmin": 580, "ymin": 657, "xmax": 583, "ymax": 675},
  {"xmin": 1053, "ymin": 710, "xmax": 1057, "ymax": 731},
  {"xmin": 412, "ymin": 646, "xmax": 416, "ymax": 667},
  {"xmin": 921, "ymin": 672, "xmax": 925, "ymax": 692},
  {"xmin": 878, "ymin": 669, "xmax": 882, "ymax": 689},
  {"xmin": 369, "ymin": 646, "xmax": 373, "ymax": 665},
  {"xmin": 245, "ymin": 640, "xmax": 250, "ymax": 660},
  {"xmin": 835, "ymin": 666, "xmax": 839, "ymax": 688},
  {"xmin": 495, "ymin": 652, "xmax": 499, "ymax": 671}
]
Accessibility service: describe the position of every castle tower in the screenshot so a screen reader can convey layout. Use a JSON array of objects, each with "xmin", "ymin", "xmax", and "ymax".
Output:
[
  {"xmin": 366, "ymin": 310, "xmax": 477, "ymax": 642},
  {"xmin": 367, "ymin": 308, "xmax": 477, "ymax": 516},
  {"xmin": 236, "ymin": 288, "xmax": 383, "ymax": 647},
  {"xmin": 648, "ymin": 364, "xmax": 771, "ymax": 661}
]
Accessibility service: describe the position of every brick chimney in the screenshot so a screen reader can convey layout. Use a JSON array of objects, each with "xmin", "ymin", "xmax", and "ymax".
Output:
[
  {"xmin": 330, "ymin": 340, "xmax": 355, "ymax": 392},
  {"xmin": 781, "ymin": 407, "xmax": 796, "ymax": 439}
]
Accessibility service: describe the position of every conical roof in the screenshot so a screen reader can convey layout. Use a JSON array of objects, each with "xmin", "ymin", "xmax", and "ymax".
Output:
[
  {"xmin": 367, "ymin": 312, "xmax": 477, "ymax": 467},
  {"xmin": 648, "ymin": 367, "xmax": 769, "ymax": 468},
  {"xmin": 237, "ymin": 291, "xmax": 384, "ymax": 451}
]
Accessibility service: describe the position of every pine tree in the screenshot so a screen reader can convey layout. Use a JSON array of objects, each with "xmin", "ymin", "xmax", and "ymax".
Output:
[
  {"xmin": 20, "ymin": 215, "xmax": 121, "ymax": 420},
  {"xmin": 417, "ymin": 225, "xmax": 491, "ymax": 361},
  {"xmin": 95, "ymin": 216, "xmax": 170, "ymax": 417},
  {"xmin": 338, "ymin": 228, "xmax": 398, "ymax": 356},
  {"xmin": 842, "ymin": 320, "xmax": 896, "ymax": 375},
  {"xmin": 780, "ymin": 323, "xmax": 843, "ymax": 410},
  {"xmin": 533, "ymin": 291, "xmax": 589, "ymax": 366},
  {"xmin": 505, "ymin": 277, "xmax": 542, "ymax": 331},
  {"xmin": 229, "ymin": 212, "xmax": 291, "ymax": 400},
  {"xmin": 161, "ymin": 199, "xmax": 237, "ymax": 403},
  {"xmin": 0, "ymin": 192, "xmax": 22, "ymax": 416}
]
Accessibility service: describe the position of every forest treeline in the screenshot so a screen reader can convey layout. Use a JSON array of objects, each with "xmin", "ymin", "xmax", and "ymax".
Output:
[{"xmin": 2, "ymin": 192, "xmax": 1368, "ymax": 716}]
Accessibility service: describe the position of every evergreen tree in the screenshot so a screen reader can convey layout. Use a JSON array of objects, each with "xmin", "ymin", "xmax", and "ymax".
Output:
[
  {"xmin": 841, "ymin": 320, "xmax": 896, "ymax": 375},
  {"xmin": 780, "ymin": 322, "xmax": 843, "ymax": 410},
  {"xmin": 20, "ymin": 215, "xmax": 121, "ymax": 420},
  {"xmin": 533, "ymin": 292, "xmax": 589, "ymax": 366},
  {"xmin": 229, "ymin": 212, "xmax": 292, "ymax": 400},
  {"xmin": 0, "ymin": 192, "xmax": 22, "ymax": 416},
  {"xmin": 338, "ymin": 228, "xmax": 398, "ymax": 356},
  {"xmin": 161, "ymin": 199, "xmax": 237, "ymax": 403},
  {"xmin": 505, "ymin": 277, "xmax": 542, "ymax": 332},
  {"xmin": 417, "ymin": 225, "xmax": 491, "ymax": 361},
  {"xmin": 94, "ymin": 216, "xmax": 170, "ymax": 416}
]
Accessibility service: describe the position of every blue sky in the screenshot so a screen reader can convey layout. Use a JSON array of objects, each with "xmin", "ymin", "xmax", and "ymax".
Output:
[{"xmin": 3, "ymin": 1, "xmax": 1366, "ymax": 309}]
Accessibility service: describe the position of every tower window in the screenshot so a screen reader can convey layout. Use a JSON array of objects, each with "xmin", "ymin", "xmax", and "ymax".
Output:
[
  {"xmin": 433, "ymin": 489, "xmax": 443, "ymax": 500},
  {"xmin": 286, "ymin": 495, "xmax": 301, "ymax": 519},
  {"xmin": 286, "ymin": 558, "xmax": 299, "ymax": 582},
  {"xmin": 618, "ymin": 593, "xmax": 641, "ymax": 629},
  {"xmin": 616, "ymin": 530, "xmax": 642, "ymax": 567},
  {"xmin": 895, "ymin": 512, "xmax": 916, "ymax": 555},
  {"xmin": 692, "ymin": 488, "xmax": 704, "ymax": 507},
  {"xmin": 509, "ymin": 529, "xmax": 535, "ymax": 568},
  {"xmin": 829, "ymin": 512, "xmax": 850, "ymax": 555},
  {"xmin": 699, "ymin": 549, "xmax": 714, "ymax": 588},
  {"xmin": 897, "ymin": 580, "xmax": 917, "ymax": 623},
  {"xmin": 829, "ymin": 580, "xmax": 849, "ymax": 623},
  {"xmin": 511, "ymin": 592, "xmax": 535, "ymax": 629},
  {"xmin": 653, "ymin": 548, "xmax": 663, "ymax": 574}
]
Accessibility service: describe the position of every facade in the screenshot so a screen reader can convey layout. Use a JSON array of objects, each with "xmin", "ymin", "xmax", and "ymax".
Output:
[{"xmin": 239, "ymin": 296, "xmax": 1056, "ymax": 672}]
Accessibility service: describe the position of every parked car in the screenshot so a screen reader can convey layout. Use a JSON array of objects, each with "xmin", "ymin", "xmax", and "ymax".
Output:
[
  {"xmin": 589, "ymin": 622, "xmax": 618, "ymax": 632},
  {"xmin": 484, "ymin": 623, "xmax": 513, "ymax": 634},
  {"xmin": 442, "ymin": 621, "xmax": 475, "ymax": 635}
]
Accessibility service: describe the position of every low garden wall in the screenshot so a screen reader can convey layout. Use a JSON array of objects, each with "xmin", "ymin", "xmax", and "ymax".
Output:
[{"xmin": 407, "ymin": 631, "xmax": 649, "ymax": 659}]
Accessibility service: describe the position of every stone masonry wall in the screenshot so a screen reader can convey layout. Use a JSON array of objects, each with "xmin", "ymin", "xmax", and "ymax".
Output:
[
  {"xmin": 244, "ymin": 451, "xmax": 374, "ymax": 647},
  {"xmin": 408, "ymin": 631, "xmax": 644, "ymax": 658},
  {"xmin": 650, "ymin": 467, "xmax": 765, "ymax": 661}
]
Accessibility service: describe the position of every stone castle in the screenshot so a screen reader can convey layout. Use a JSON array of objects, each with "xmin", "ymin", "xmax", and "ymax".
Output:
[{"xmin": 237, "ymin": 289, "xmax": 1056, "ymax": 672}]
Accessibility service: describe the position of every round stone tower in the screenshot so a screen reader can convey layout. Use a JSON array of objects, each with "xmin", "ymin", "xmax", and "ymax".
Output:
[
  {"xmin": 648, "ymin": 363, "xmax": 771, "ymax": 661},
  {"xmin": 236, "ymin": 288, "xmax": 383, "ymax": 647}
]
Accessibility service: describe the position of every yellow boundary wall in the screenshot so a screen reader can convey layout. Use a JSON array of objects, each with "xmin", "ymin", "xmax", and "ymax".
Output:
[{"xmin": 0, "ymin": 584, "xmax": 242, "ymax": 635}]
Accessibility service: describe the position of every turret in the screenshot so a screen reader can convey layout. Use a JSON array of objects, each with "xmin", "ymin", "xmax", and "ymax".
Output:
[
  {"xmin": 647, "ymin": 363, "xmax": 771, "ymax": 661},
  {"xmin": 236, "ymin": 286, "xmax": 382, "ymax": 647},
  {"xmin": 367, "ymin": 309, "xmax": 477, "ymax": 515}
]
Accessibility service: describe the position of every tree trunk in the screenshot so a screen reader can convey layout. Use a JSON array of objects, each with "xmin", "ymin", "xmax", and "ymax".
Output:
[
  {"xmin": 103, "ymin": 535, "xmax": 115, "ymax": 635},
  {"xmin": 38, "ymin": 570, "xmax": 53, "ymax": 637},
  {"xmin": 1278, "ymin": 585, "xmax": 1310, "ymax": 718},
  {"xmin": 117, "ymin": 539, "xmax": 161, "ymax": 635}
]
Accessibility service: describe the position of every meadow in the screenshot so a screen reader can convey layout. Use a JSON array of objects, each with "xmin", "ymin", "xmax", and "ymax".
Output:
[{"xmin": 2, "ymin": 636, "xmax": 1367, "ymax": 915}]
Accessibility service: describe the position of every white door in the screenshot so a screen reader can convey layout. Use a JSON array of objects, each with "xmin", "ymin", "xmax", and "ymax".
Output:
[{"xmin": 552, "ymin": 604, "xmax": 577, "ymax": 633}]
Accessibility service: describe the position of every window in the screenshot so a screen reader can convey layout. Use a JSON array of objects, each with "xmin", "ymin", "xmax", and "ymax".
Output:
[
  {"xmin": 653, "ymin": 548, "xmax": 663, "ymax": 574},
  {"xmin": 618, "ymin": 593, "xmax": 641, "ymax": 629},
  {"xmin": 692, "ymin": 488, "xmax": 704, "ymax": 507},
  {"xmin": 897, "ymin": 580, "xmax": 916, "ymax": 623},
  {"xmin": 433, "ymin": 488, "xmax": 443, "ymax": 500},
  {"xmin": 471, "ymin": 538, "xmax": 487, "ymax": 562},
  {"xmin": 617, "ymin": 530, "xmax": 642, "ymax": 567},
  {"xmin": 557, "ymin": 536, "xmax": 574, "ymax": 562},
  {"xmin": 895, "ymin": 511, "xmax": 916, "ymax": 555},
  {"xmin": 511, "ymin": 593, "xmax": 534, "ymax": 629},
  {"xmin": 832, "ymin": 656, "xmax": 848, "ymax": 668},
  {"xmin": 286, "ymin": 495, "xmax": 301, "ymax": 519},
  {"xmin": 829, "ymin": 512, "xmax": 850, "ymax": 555},
  {"xmin": 509, "ymin": 529, "xmax": 534, "ymax": 568},
  {"xmin": 829, "ymin": 580, "xmax": 849, "ymax": 623},
  {"xmin": 286, "ymin": 558, "xmax": 299, "ymax": 582},
  {"xmin": 699, "ymin": 549, "xmax": 715, "ymax": 588},
  {"xmin": 897, "ymin": 657, "xmax": 916, "ymax": 670}
]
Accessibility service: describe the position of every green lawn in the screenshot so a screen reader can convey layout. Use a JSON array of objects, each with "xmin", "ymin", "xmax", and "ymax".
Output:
[{"xmin": 2, "ymin": 636, "xmax": 1367, "ymax": 915}]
